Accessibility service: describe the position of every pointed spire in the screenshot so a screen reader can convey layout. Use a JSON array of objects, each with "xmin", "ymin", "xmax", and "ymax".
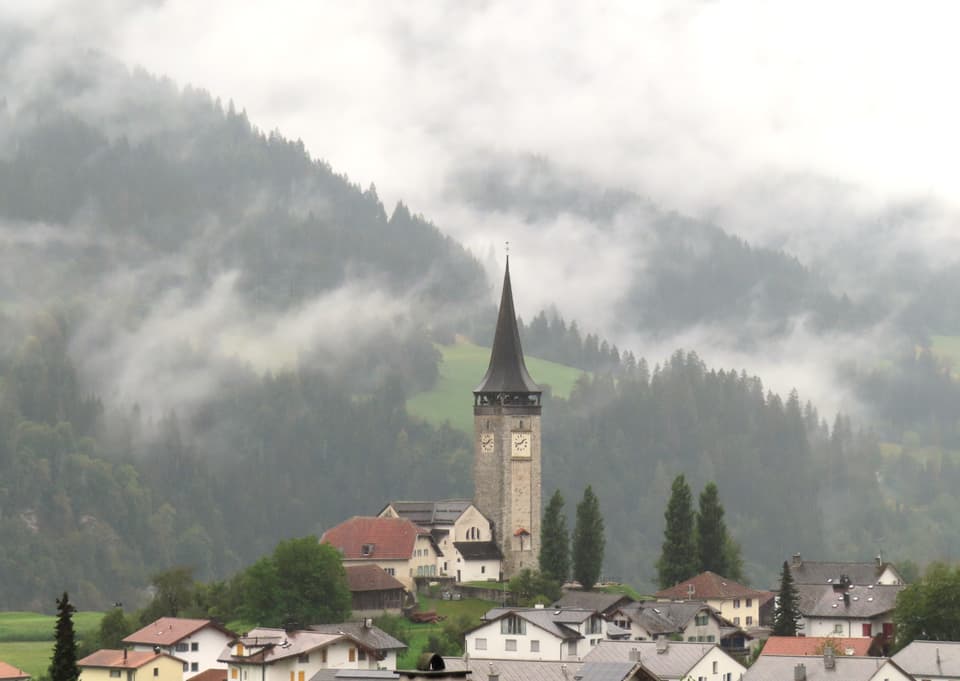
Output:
[{"xmin": 474, "ymin": 257, "xmax": 542, "ymax": 401}]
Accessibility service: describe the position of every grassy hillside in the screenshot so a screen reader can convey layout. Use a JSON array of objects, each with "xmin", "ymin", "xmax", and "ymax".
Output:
[
  {"xmin": 407, "ymin": 342, "xmax": 585, "ymax": 432},
  {"xmin": 0, "ymin": 612, "xmax": 102, "ymax": 678}
]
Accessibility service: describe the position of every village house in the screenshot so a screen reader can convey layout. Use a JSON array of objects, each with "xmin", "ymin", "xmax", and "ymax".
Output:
[
  {"xmin": 464, "ymin": 606, "xmax": 607, "ymax": 661},
  {"xmin": 345, "ymin": 564, "xmax": 407, "ymax": 616},
  {"xmin": 744, "ymin": 651, "xmax": 912, "ymax": 681},
  {"xmin": 0, "ymin": 662, "xmax": 29, "ymax": 681},
  {"xmin": 654, "ymin": 571, "xmax": 774, "ymax": 631},
  {"xmin": 608, "ymin": 601, "xmax": 746, "ymax": 652},
  {"xmin": 378, "ymin": 500, "xmax": 502, "ymax": 583},
  {"xmin": 554, "ymin": 589, "xmax": 636, "ymax": 619},
  {"xmin": 78, "ymin": 650, "xmax": 186, "ymax": 681},
  {"xmin": 123, "ymin": 618, "xmax": 236, "ymax": 678},
  {"xmin": 320, "ymin": 516, "xmax": 443, "ymax": 591},
  {"xmin": 217, "ymin": 625, "xmax": 405, "ymax": 681},
  {"xmin": 795, "ymin": 582, "xmax": 902, "ymax": 642},
  {"xmin": 893, "ymin": 640, "xmax": 960, "ymax": 681},
  {"xmin": 581, "ymin": 639, "xmax": 747, "ymax": 681}
]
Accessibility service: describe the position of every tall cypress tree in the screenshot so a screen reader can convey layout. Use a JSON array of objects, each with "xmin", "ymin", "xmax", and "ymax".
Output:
[
  {"xmin": 657, "ymin": 474, "xmax": 697, "ymax": 588},
  {"xmin": 696, "ymin": 482, "xmax": 743, "ymax": 580},
  {"xmin": 49, "ymin": 592, "xmax": 79, "ymax": 681},
  {"xmin": 540, "ymin": 489, "xmax": 570, "ymax": 583},
  {"xmin": 572, "ymin": 485, "xmax": 605, "ymax": 590},
  {"xmin": 773, "ymin": 560, "xmax": 802, "ymax": 636}
]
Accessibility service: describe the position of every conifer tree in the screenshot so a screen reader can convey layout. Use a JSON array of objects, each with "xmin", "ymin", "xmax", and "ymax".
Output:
[
  {"xmin": 49, "ymin": 592, "xmax": 79, "ymax": 681},
  {"xmin": 696, "ymin": 482, "xmax": 743, "ymax": 580},
  {"xmin": 572, "ymin": 485, "xmax": 605, "ymax": 590},
  {"xmin": 773, "ymin": 560, "xmax": 802, "ymax": 636},
  {"xmin": 540, "ymin": 489, "xmax": 570, "ymax": 583},
  {"xmin": 657, "ymin": 474, "xmax": 697, "ymax": 588}
]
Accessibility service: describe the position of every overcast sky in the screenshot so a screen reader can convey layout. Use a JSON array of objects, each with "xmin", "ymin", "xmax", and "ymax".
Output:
[{"xmin": 6, "ymin": 0, "xmax": 960, "ymax": 415}]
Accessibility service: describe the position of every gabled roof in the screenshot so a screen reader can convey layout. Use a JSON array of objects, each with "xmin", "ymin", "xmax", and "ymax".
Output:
[
  {"xmin": 473, "ymin": 607, "xmax": 598, "ymax": 641},
  {"xmin": 190, "ymin": 670, "xmax": 227, "ymax": 681},
  {"xmin": 893, "ymin": 640, "xmax": 960, "ymax": 678},
  {"xmin": 442, "ymin": 657, "xmax": 581, "ymax": 681},
  {"xmin": 576, "ymin": 662, "xmax": 639, "ymax": 681},
  {"xmin": 453, "ymin": 541, "xmax": 502, "ymax": 561},
  {"xmin": 555, "ymin": 590, "xmax": 635, "ymax": 615},
  {"xmin": 795, "ymin": 584, "xmax": 902, "ymax": 618},
  {"xmin": 616, "ymin": 601, "xmax": 721, "ymax": 635},
  {"xmin": 583, "ymin": 640, "xmax": 723, "ymax": 680},
  {"xmin": 78, "ymin": 650, "xmax": 183, "ymax": 670},
  {"xmin": 788, "ymin": 556, "xmax": 901, "ymax": 586},
  {"xmin": 219, "ymin": 627, "xmax": 382, "ymax": 665},
  {"xmin": 655, "ymin": 571, "xmax": 773, "ymax": 602},
  {"xmin": 321, "ymin": 516, "xmax": 441, "ymax": 560},
  {"xmin": 123, "ymin": 617, "xmax": 236, "ymax": 646},
  {"xmin": 745, "ymin": 655, "xmax": 909, "ymax": 681},
  {"xmin": 345, "ymin": 564, "xmax": 406, "ymax": 593},
  {"xmin": 0, "ymin": 662, "xmax": 29, "ymax": 680},
  {"xmin": 761, "ymin": 637, "xmax": 873, "ymax": 657},
  {"xmin": 308, "ymin": 623, "xmax": 406, "ymax": 652},
  {"xmin": 379, "ymin": 500, "xmax": 474, "ymax": 527},
  {"xmin": 473, "ymin": 258, "xmax": 542, "ymax": 397}
]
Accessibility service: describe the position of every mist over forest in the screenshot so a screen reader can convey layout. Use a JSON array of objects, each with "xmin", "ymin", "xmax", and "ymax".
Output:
[{"xmin": 3, "ymin": 6, "xmax": 960, "ymax": 609}]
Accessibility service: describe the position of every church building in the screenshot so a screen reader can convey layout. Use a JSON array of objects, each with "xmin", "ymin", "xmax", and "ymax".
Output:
[{"xmin": 473, "ymin": 258, "xmax": 543, "ymax": 578}]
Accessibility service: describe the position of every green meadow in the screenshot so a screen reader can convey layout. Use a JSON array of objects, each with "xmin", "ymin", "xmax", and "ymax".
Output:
[
  {"xmin": 407, "ymin": 342, "xmax": 585, "ymax": 432},
  {"xmin": 0, "ymin": 612, "xmax": 102, "ymax": 678}
]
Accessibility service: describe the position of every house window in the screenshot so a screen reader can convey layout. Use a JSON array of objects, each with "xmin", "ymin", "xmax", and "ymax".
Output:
[
  {"xmin": 695, "ymin": 613, "xmax": 709, "ymax": 626},
  {"xmin": 733, "ymin": 599, "xmax": 740, "ymax": 608},
  {"xmin": 191, "ymin": 663, "xmax": 199, "ymax": 672},
  {"xmin": 505, "ymin": 639, "xmax": 517, "ymax": 652},
  {"xmin": 184, "ymin": 664, "xmax": 190, "ymax": 673},
  {"xmin": 297, "ymin": 673, "xmax": 303, "ymax": 681},
  {"xmin": 568, "ymin": 641, "xmax": 578, "ymax": 657},
  {"xmin": 475, "ymin": 638, "xmax": 487, "ymax": 651},
  {"xmin": 531, "ymin": 640, "xmax": 540, "ymax": 652},
  {"xmin": 153, "ymin": 668, "xmax": 159, "ymax": 677},
  {"xmin": 501, "ymin": 615, "xmax": 526, "ymax": 635},
  {"xmin": 725, "ymin": 674, "xmax": 732, "ymax": 681},
  {"xmin": 707, "ymin": 635, "xmax": 715, "ymax": 642},
  {"xmin": 231, "ymin": 669, "xmax": 238, "ymax": 679},
  {"xmin": 176, "ymin": 643, "xmax": 189, "ymax": 652},
  {"xmin": 733, "ymin": 617, "xmax": 740, "ymax": 625},
  {"xmin": 746, "ymin": 616, "xmax": 753, "ymax": 626},
  {"xmin": 110, "ymin": 671, "xmax": 121, "ymax": 678},
  {"xmin": 358, "ymin": 649, "xmax": 367, "ymax": 661},
  {"xmin": 321, "ymin": 649, "xmax": 327, "ymax": 663},
  {"xmin": 385, "ymin": 567, "xmax": 395, "ymax": 576},
  {"xmin": 713, "ymin": 661, "xmax": 718, "ymax": 673},
  {"xmin": 361, "ymin": 543, "xmax": 375, "ymax": 556},
  {"xmin": 834, "ymin": 624, "xmax": 844, "ymax": 634},
  {"xmin": 192, "ymin": 642, "xmax": 199, "ymax": 652},
  {"xmin": 746, "ymin": 598, "xmax": 752, "ymax": 608},
  {"xmin": 481, "ymin": 566, "xmax": 486, "ymax": 574},
  {"xmin": 349, "ymin": 648, "xmax": 356, "ymax": 662},
  {"xmin": 236, "ymin": 644, "xmax": 245, "ymax": 656},
  {"xmin": 298, "ymin": 654, "xmax": 310, "ymax": 663},
  {"xmin": 689, "ymin": 636, "xmax": 696, "ymax": 642},
  {"xmin": 587, "ymin": 616, "xmax": 602, "ymax": 634}
]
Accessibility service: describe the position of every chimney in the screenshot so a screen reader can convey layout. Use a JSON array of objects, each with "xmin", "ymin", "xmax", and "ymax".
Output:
[
  {"xmin": 876, "ymin": 554, "xmax": 883, "ymax": 567},
  {"xmin": 792, "ymin": 553, "xmax": 802, "ymax": 567},
  {"xmin": 363, "ymin": 617, "xmax": 373, "ymax": 628},
  {"xmin": 656, "ymin": 639, "xmax": 669, "ymax": 654},
  {"xmin": 843, "ymin": 592, "xmax": 850, "ymax": 606},
  {"xmin": 794, "ymin": 663, "xmax": 806, "ymax": 681},
  {"xmin": 123, "ymin": 650, "xmax": 127, "ymax": 662},
  {"xmin": 629, "ymin": 648, "xmax": 640, "ymax": 662},
  {"xmin": 824, "ymin": 647, "xmax": 836, "ymax": 670},
  {"xmin": 488, "ymin": 662, "xmax": 499, "ymax": 681}
]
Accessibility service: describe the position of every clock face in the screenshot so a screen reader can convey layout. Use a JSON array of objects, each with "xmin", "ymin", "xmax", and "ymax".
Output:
[
  {"xmin": 480, "ymin": 432, "xmax": 495, "ymax": 454},
  {"xmin": 511, "ymin": 431, "xmax": 531, "ymax": 457}
]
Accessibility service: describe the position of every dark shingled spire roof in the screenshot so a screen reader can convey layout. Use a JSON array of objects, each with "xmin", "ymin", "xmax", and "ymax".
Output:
[{"xmin": 474, "ymin": 258, "xmax": 542, "ymax": 396}]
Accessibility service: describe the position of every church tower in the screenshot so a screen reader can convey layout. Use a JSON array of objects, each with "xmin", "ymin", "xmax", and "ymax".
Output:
[{"xmin": 473, "ymin": 258, "xmax": 542, "ymax": 578}]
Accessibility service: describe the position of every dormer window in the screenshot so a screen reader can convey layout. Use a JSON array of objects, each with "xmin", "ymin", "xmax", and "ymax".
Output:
[
  {"xmin": 361, "ymin": 544, "xmax": 375, "ymax": 556},
  {"xmin": 501, "ymin": 615, "xmax": 526, "ymax": 635}
]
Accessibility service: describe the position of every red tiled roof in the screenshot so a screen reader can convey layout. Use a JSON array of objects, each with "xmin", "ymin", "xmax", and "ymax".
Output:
[
  {"xmin": 762, "ymin": 636, "xmax": 873, "ymax": 657},
  {"xmin": 124, "ymin": 617, "xmax": 234, "ymax": 646},
  {"xmin": 78, "ymin": 650, "xmax": 177, "ymax": 669},
  {"xmin": 190, "ymin": 669, "xmax": 227, "ymax": 681},
  {"xmin": 655, "ymin": 571, "xmax": 774, "ymax": 601},
  {"xmin": 345, "ymin": 564, "xmax": 406, "ymax": 592},
  {"xmin": 0, "ymin": 661, "xmax": 29, "ymax": 680},
  {"xmin": 321, "ymin": 516, "xmax": 426, "ymax": 560}
]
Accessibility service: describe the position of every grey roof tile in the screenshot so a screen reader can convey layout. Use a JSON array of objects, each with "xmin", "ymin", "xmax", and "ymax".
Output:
[{"xmin": 893, "ymin": 640, "xmax": 960, "ymax": 678}]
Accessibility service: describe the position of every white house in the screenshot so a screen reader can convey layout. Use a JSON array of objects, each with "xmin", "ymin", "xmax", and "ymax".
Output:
[
  {"xmin": 893, "ymin": 640, "xmax": 960, "ymax": 681},
  {"xmin": 610, "ymin": 601, "xmax": 730, "ymax": 643},
  {"xmin": 745, "ymin": 652, "xmax": 913, "ymax": 681},
  {"xmin": 465, "ymin": 607, "xmax": 606, "ymax": 661},
  {"xmin": 796, "ymin": 584, "xmax": 902, "ymax": 642},
  {"xmin": 378, "ymin": 500, "xmax": 502, "ymax": 582},
  {"xmin": 582, "ymin": 639, "xmax": 747, "ymax": 681},
  {"xmin": 123, "ymin": 618, "xmax": 236, "ymax": 678},
  {"xmin": 217, "ymin": 625, "xmax": 405, "ymax": 681}
]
